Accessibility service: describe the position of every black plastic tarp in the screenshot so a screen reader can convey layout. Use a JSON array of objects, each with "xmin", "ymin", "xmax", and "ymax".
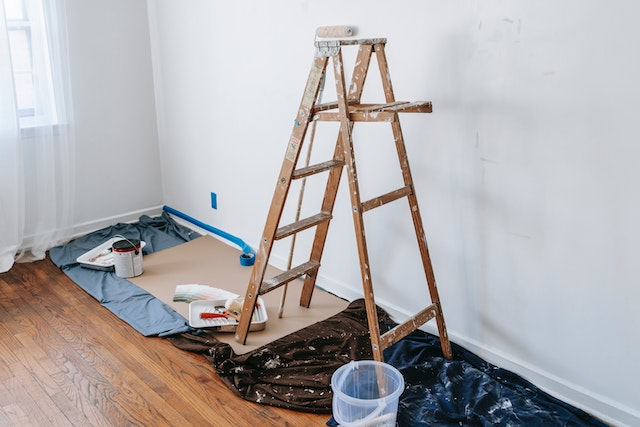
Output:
[
  {"xmin": 170, "ymin": 300, "xmax": 607, "ymax": 426},
  {"xmin": 382, "ymin": 329, "xmax": 607, "ymax": 426}
]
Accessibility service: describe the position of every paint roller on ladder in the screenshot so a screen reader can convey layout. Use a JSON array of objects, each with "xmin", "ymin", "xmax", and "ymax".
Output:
[
  {"xmin": 314, "ymin": 25, "xmax": 357, "ymax": 57},
  {"xmin": 315, "ymin": 25, "xmax": 355, "ymax": 38}
]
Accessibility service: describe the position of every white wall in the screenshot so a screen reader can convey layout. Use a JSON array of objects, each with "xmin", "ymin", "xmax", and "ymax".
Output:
[
  {"xmin": 62, "ymin": 0, "xmax": 163, "ymax": 236},
  {"xmin": 147, "ymin": 1, "xmax": 639, "ymax": 425}
]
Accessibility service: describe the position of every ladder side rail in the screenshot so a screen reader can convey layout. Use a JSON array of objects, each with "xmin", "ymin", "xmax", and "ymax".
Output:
[
  {"xmin": 391, "ymin": 112, "xmax": 452, "ymax": 359},
  {"xmin": 333, "ymin": 48, "xmax": 386, "ymax": 362},
  {"xmin": 347, "ymin": 44, "xmax": 374, "ymax": 102},
  {"xmin": 374, "ymin": 43, "xmax": 396, "ymax": 103},
  {"xmin": 236, "ymin": 56, "xmax": 329, "ymax": 344},
  {"xmin": 374, "ymin": 44, "xmax": 453, "ymax": 359},
  {"xmin": 300, "ymin": 45, "xmax": 376, "ymax": 307}
]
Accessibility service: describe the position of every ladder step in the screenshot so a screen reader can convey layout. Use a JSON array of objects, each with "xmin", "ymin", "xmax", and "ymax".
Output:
[
  {"xmin": 274, "ymin": 212, "xmax": 332, "ymax": 240},
  {"xmin": 260, "ymin": 260, "xmax": 320, "ymax": 294},
  {"xmin": 361, "ymin": 185, "xmax": 412, "ymax": 212},
  {"xmin": 380, "ymin": 303, "xmax": 439, "ymax": 349},
  {"xmin": 293, "ymin": 160, "xmax": 345, "ymax": 180}
]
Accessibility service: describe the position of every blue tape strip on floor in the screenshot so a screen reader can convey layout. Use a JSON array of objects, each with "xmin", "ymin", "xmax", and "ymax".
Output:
[{"xmin": 162, "ymin": 205, "xmax": 255, "ymax": 266}]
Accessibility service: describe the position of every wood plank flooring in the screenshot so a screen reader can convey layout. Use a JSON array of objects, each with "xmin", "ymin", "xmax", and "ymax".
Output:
[{"xmin": 0, "ymin": 257, "xmax": 330, "ymax": 426}]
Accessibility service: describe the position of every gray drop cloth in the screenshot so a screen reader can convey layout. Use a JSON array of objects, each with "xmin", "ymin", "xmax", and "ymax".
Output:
[{"xmin": 49, "ymin": 213, "xmax": 200, "ymax": 336}]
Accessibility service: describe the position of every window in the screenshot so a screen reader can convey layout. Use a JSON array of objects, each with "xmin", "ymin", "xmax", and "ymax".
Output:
[{"xmin": 4, "ymin": 0, "xmax": 57, "ymax": 128}]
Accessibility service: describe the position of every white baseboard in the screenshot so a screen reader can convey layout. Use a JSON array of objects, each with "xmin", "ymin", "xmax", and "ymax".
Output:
[
  {"xmin": 66, "ymin": 206, "xmax": 164, "ymax": 241},
  {"xmin": 18, "ymin": 206, "xmax": 165, "ymax": 255}
]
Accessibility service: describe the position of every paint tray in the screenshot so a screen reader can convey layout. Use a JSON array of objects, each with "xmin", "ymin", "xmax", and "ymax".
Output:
[
  {"xmin": 188, "ymin": 298, "xmax": 267, "ymax": 332},
  {"xmin": 76, "ymin": 238, "xmax": 147, "ymax": 271}
]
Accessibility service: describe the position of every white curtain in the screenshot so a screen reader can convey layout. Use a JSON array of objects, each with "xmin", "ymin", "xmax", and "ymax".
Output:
[
  {"xmin": 0, "ymin": 3, "xmax": 24, "ymax": 272},
  {"xmin": 0, "ymin": 0, "xmax": 75, "ymax": 272}
]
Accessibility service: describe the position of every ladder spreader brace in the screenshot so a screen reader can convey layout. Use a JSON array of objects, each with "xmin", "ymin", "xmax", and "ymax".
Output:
[{"xmin": 235, "ymin": 37, "xmax": 453, "ymax": 362}]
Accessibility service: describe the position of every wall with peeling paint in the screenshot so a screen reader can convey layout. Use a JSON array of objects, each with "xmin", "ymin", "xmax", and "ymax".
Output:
[{"xmin": 147, "ymin": 1, "xmax": 640, "ymax": 425}]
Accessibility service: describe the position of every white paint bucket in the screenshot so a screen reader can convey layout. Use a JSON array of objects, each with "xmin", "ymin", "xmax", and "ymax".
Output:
[{"xmin": 112, "ymin": 238, "xmax": 143, "ymax": 278}]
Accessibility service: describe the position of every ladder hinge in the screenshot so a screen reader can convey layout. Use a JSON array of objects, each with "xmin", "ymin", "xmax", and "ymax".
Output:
[{"xmin": 314, "ymin": 40, "xmax": 340, "ymax": 57}]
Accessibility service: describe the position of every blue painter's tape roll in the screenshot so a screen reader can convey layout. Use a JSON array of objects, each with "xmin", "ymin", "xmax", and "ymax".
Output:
[{"xmin": 239, "ymin": 252, "xmax": 255, "ymax": 266}]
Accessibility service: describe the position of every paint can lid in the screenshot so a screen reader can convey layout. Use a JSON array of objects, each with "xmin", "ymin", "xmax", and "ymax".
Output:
[{"xmin": 112, "ymin": 238, "xmax": 141, "ymax": 252}]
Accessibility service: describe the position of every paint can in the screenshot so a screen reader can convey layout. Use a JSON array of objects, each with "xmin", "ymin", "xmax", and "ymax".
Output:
[{"xmin": 112, "ymin": 238, "xmax": 143, "ymax": 278}]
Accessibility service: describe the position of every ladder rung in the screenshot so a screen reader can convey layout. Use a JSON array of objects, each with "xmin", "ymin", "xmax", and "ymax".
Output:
[
  {"xmin": 293, "ymin": 160, "xmax": 345, "ymax": 179},
  {"xmin": 380, "ymin": 303, "xmax": 439, "ymax": 349},
  {"xmin": 361, "ymin": 185, "xmax": 412, "ymax": 212},
  {"xmin": 260, "ymin": 260, "xmax": 320, "ymax": 294},
  {"xmin": 274, "ymin": 212, "xmax": 332, "ymax": 240}
]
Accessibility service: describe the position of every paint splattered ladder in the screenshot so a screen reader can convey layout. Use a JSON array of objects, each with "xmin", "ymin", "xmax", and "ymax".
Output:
[{"xmin": 236, "ymin": 29, "xmax": 453, "ymax": 362}]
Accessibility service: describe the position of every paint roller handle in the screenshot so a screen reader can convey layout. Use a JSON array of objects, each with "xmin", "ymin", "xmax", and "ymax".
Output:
[
  {"xmin": 200, "ymin": 312, "xmax": 227, "ymax": 319},
  {"xmin": 315, "ymin": 25, "xmax": 355, "ymax": 38}
]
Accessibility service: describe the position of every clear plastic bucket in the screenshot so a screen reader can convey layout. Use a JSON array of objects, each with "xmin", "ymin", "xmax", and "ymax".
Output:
[{"xmin": 331, "ymin": 360, "xmax": 404, "ymax": 427}]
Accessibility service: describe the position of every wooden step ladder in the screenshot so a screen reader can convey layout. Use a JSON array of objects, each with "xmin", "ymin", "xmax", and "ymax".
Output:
[{"xmin": 235, "ymin": 35, "xmax": 453, "ymax": 362}]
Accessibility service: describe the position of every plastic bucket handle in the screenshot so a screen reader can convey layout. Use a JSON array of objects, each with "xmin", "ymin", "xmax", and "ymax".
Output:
[
  {"xmin": 332, "ymin": 361, "xmax": 404, "ymax": 427},
  {"xmin": 333, "ymin": 398, "xmax": 387, "ymax": 427}
]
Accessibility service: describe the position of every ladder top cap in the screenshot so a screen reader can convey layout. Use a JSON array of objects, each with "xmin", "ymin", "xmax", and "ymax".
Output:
[
  {"xmin": 315, "ymin": 38, "xmax": 387, "ymax": 47},
  {"xmin": 343, "ymin": 38, "xmax": 387, "ymax": 45},
  {"xmin": 340, "ymin": 38, "xmax": 387, "ymax": 46}
]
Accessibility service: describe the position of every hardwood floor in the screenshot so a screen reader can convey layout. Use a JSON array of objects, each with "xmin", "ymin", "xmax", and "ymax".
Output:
[{"xmin": 0, "ymin": 257, "xmax": 330, "ymax": 426}]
